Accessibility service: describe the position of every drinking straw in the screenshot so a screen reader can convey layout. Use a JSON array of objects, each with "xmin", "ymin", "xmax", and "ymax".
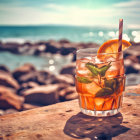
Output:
[{"xmin": 118, "ymin": 19, "xmax": 123, "ymax": 52}]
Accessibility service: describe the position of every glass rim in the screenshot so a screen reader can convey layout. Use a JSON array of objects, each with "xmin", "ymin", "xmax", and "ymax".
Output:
[
  {"xmin": 76, "ymin": 48, "xmax": 123, "ymax": 55},
  {"xmin": 75, "ymin": 74, "xmax": 126, "ymax": 78}
]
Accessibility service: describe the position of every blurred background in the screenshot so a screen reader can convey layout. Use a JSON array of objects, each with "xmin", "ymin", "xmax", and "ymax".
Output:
[{"xmin": 0, "ymin": 0, "xmax": 140, "ymax": 115}]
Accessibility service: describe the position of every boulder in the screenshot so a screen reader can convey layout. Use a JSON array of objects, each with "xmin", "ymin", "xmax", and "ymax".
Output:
[
  {"xmin": 34, "ymin": 45, "xmax": 46, "ymax": 55},
  {"xmin": 17, "ymin": 82, "xmax": 39, "ymax": 95},
  {"xmin": 59, "ymin": 87, "xmax": 78, "ymax": 101},
  {"xmin": 0, "ymin": 42, "xmax": 20, "ymax": 54},
  {"xmin": 36, "ymin": 71, "xmax": 56, "ymax": 85},
  {"xmin": 125, "ymin": 66, "xmax": 139, "ymax": 74},
  {"xmin": 0, "ymin": 71, "xmax": 19, "ymax": 89},
  {"xmin": 72, "ymin": 53, "xmax": 76, "ymax": 62},
  {"xmin": 18, "ymin": 45, "xmax": 37, "ymax": 55},
  {"xmin": 60, "ymin": 63, "xmax": 76, "ymax": 76},
  {"xmin": 23, "ymin": 84, "xmax": 60, "ymax": 105},
  {"xmin": 45, "ymin": 41, "xmax": 61, "ymax": 53},
  {"xmin": 18, "ymin": 70, "xmax": 56, "ymax": 85},
  {"xmin": 0, "ymin": 65, "xmax": 10, "ymax": 73},
  {"xmin": 60, "ymin": 47, "xmax": 76, "ymax": 55},
  {"xmin": 18, "ymin": 72, "xmax": 38, "ymax": 84},
  {"xmin": 51, "ymin": 74, "xmax": 74, "ymax": 86},
  {"xmin": 126, "ymin": 55, "xmax": 139, "ymax": 63},
  {"xmin": 59, "ymin": 43, "xmax": 76, "ymax": 55},
  {"xmin": 13, "ymin": 63, "xmax": 36, "ymax": 80},
  {"xmin": 59, "ymin": 39, "xmax": 70, "ymax": 44},
  {"xmin": 0, "ymin": 86, "xmax": 23, "ymax": 110}
]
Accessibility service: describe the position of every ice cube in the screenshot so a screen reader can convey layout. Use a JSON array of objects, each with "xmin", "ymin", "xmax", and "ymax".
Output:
[
  {"xmin": 105, "ymin": 61, "xmax": 121, "ymax": 78},
  {"xmin": 108, "ymin": 61, "xmax": 120, "ymax": 71},
  {"xmin": 94, "ymin": 56, "xmax": 103, "ymax": 64},
  {"xmin": 77, "ymin": 69, "xmax": 89, "ymax": 75},
  {"xmin": 76, "ymin": 57, "xmax": 92, "ymax": 76},
  {"xmin": 81, "ymin": 57, "xmax": 92, "ymax": 63},
  {"xmin": 77, "ymin": 57, "xmax": 92, "ymax": 68},
  {"xmin": 104, "ymin": 56, "xmax": 116, "ymax": 62}
]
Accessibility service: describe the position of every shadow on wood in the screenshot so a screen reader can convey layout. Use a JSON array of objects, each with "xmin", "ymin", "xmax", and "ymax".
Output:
[{"xmin": 63, "ymin": 112, "xmax": 130, "ymax": 140}]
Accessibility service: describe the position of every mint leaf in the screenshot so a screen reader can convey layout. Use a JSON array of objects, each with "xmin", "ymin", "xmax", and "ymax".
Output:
[
  {"xmin": 85, "ymin": 63, "xmax": 99, "ymax": 76},
  {"xmin": 98, "ymin": 62, "xmax": 111, "ymax": 77},
  {"xmin": 104, "ymin": 79, "xmax": 117, "ymax": 92},
  {"xmin": 77, "ymin": 76, "xmax": 92, "ymax": 84},
  {"xmin": 95, "ymin": 87, "xmax": 113, "ymax": 97}
]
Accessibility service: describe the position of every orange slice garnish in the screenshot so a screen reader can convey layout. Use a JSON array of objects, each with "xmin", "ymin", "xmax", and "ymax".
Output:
[{"xmin": 97, "ymin": 39, "xmax": 131, "ymax": 60}]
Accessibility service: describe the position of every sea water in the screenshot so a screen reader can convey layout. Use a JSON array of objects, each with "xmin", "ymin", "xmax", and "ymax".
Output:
[{"xmin": 0, "ymin": 25, "xmax": 139, "ymax": 44}]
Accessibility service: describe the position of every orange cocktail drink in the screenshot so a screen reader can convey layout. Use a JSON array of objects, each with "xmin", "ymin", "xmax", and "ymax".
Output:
[{"xmin": 76, "ymin": 39, "xmax": 131, "ymax": 116}]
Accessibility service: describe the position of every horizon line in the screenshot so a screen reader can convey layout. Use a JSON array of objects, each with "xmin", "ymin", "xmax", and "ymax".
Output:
[{"xmin": 0, "ymin": 23, "xmax": 140, "ymax": 29}]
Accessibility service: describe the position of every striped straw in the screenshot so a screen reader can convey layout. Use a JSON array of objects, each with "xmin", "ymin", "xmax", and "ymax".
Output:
[{"xmin": 118, "ymin": 19, "xmax": 123, "ymax": 52}]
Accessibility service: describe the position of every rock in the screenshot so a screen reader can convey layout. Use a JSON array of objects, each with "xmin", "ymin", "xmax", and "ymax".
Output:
[
  {"xmin": 124, "ymin": 52, "xmax": 131, "ymax": 58},
  {"xmin": 133, "ymin": 63, "xmax": 140, "ymax": 71},
  {"xmin": 125, "ymin": 74, "xmax": 140, "ymax": 86},
  {"xmin": 17, "ymin": 42, "xmax": 33, "ymax": 55},
  {"xmin": 23, "ymin": 81, "xmax": 39, "ymax": 88},
  {"xmin": 60, "ymin": 63, "xmax": 76, "ymax": 76},
  {"xmin": 125, "ymin": 66, "xmax": 139, "ymax": 74},
  {"xmin": 60, "ymin": 47, "xmax": 72, "ymax": 55},
  {"xmin": 0, "ymin": 110, "xmax": 4, "ymax": 116},
  {"xmin": 51, "ymin": 74, "xmax": 74, "ymax": 86},
  {"xmin": 45, "ymin": 41, "xmax": 61, "ymax": 53},
  {"xmin": 130, "ymin": 41, "xmax": 140, "ymax": 46},
  {"xmin": 4, "ymin": 109, "xmax": 18, "ymax": 115},
  {"xmin": 0, "ymin": 86, "xmax": 23, "ymax": 110},
  {"xmin": 18, "ymin": 45, "xmax": 37, "ymax": 55},
  {"xmin": 18, "ymin": 72, "xmax": 38, "ymax": 84},
  {"xmin": 0, "ymin": 42, "xmax": 20, "ymax": 54},
  {"xmin": 60, "ymin": 43, "xmax": 76, "ymax": 55},
  {"xmin": 0, "ymin": 65, "xmax": 10, "ymax": 73},
  {"xmin": 18, "ymin": 70, "xmax": 56, "ymax": 85},
  {"xmin": 59, "ymin": 87, "xmax": 78, "ymax": 101},
  {"xmin": 22, "ymin": 103, "xmax": 41, "ymax": 111},
  {"xmin": 0, "ymin": 71, "xmax": 19, "ymax": 89},
  {"xmin": 13, "ymin": 63, "xmax": 36, "ymax": 80},
  {"xmin": 17, "ymin": 82, "xmax": 39, "ymax": 95},
  {"xmin": 125, "ymin": 84, "xmax": 140, "ymax": 94},
  {"xmin": 72, "ymin": 53, "xmax": 76, "ymax": 62},
  {"xmin": 23, "ymin": 84, "xmax": 60, "ymax": 105},
  {"xmin": 34, "ymin": 45, "xmax": 46, "ymax": 55},
  {"xmin": 77, "ymin": 42, "xmax": 99, "ymax": 49},
  {"xmin": 59, "ymin": 39, "xmax": 70, "ymax": 44},
  {"xmin": 36, "ymin": 71, "xmax": 56, "ymax": 85},
  {"xmin": 126, "ymin": 55, "xmax": 139, "ymax": 63}
]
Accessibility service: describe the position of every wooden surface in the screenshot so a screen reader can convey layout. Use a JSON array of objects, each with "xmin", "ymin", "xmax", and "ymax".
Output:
[{"xmin": 0, "ymin": 89, "xmax": 140, "ymax": 140}]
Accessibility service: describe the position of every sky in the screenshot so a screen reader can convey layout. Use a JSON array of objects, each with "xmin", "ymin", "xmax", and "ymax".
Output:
[{"xmin": 0, "ymin": 0, "xmax": 140, "ymax": 28}]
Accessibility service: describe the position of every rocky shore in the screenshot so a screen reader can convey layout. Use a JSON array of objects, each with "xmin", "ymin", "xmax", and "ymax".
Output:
[
  {"xmin": 0, "ymin": 39, "xmax": 140, "ymax": 115},
  {"xmin": 0, "ymin": 63, "xmax": 77, "ymax": 115}
]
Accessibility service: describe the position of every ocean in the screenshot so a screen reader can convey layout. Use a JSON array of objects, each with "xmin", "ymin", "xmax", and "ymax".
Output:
[
  {"xmin": 0, "ymin": 25, "xmax": 140, "ymax": 44},
  {"xmin": 0, "ymin": 25, "xmax": 140, "ymax": 74}
]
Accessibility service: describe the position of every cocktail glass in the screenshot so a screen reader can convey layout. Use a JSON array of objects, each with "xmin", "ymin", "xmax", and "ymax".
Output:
[{"xmin": 75, "ymin": 48, "xmax": 125, "ymax": 117}]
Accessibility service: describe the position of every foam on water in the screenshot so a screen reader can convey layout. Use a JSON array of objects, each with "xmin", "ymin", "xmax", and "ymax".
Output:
[{"xmin": 0, "ymin": 38, "xmax": 26, "ymax": 44}]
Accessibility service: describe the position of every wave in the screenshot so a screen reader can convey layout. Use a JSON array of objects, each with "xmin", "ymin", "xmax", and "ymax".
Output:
[{"xmin": 0, "ymin": 38, "xmax": 27, "ymax": 44}]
